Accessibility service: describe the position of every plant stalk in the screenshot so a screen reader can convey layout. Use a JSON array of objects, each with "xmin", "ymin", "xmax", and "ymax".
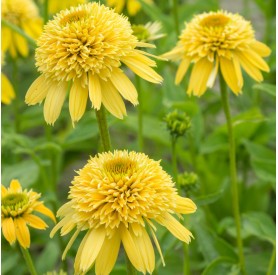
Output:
[
  {"xmin": 136, "ymin": 75, "xmax": 144, "ymax": 151},
  {"xmin": 219, "ymin": 73, "xmax": 246, "ymax": 275},
  {"xmin": 95, "ymin": 106, "xmax": 112, "ymax": 152},
  {"xmin": 266, "ymin": 244, "xmax": 276, "ymax": 275},
  {"xmin": 19, "ymin": 246, "xmax": 38, "ymax": 275},
  {"xmin": 172, "ymin": 0, "xmax": 180, "ymax": 37}
]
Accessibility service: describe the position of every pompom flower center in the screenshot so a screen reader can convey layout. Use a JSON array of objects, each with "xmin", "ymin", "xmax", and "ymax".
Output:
[
  {"xmin": 104, "ymin": 158, "xmax": 138, "ymax": 176},
  {"xmin": 1, "ymin": 193, "xmax": 28, "ymax": 217},
  {"xmin": 200, "ymin": 14, "xmax": 230, "ymax": 28},
  {"xmin": 60, "ymin": 10, "xmax": 88, "ymax": 25}
]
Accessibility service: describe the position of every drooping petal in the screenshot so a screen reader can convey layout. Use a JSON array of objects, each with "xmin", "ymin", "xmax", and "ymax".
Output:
[
  {"xmin": 175, "ymin": 57, "xmax": 191, "ymax": 85},
  {"xmin": 2, "ymin": 217, "xmax": 16, "ymax": 245},
  {"xmin": 149, "ymin": 226, "xmax": 165, "ymax": 266},
  {"xmin": 110, "ymin": 68, "xmax": 138, "ymax": 105},
  {"xmin": 44, "ymin": 81, "xmax": 68, "ymax": 125},
  {"xmin": 236, "ymin": 51, "xmax": 264, "ymax": 82},
  {"xmin": 62, "ymin": 228, "xmax": 81, "ymax": 260},
  {"xmin": 240, "ymin": 50, "xmax": 270, "ymax": 72},
  {"xmin": 206, "ymin": 58, "xmax": 219, "ymax": 88},
  {"xmin": 95, "ymin": 230, "xmax": 121, "ymax": 275},
  {"xmin": 1, "ymin": 73, "xmax": 15, "ymax": 104},
  {"xmin": 187, "ymin": 58, "xmax": 214, "ymax": 96},
  {"xmin": 220, "ymin": 56, "xmax": 242, "ymax": 94},
  {"xmin": 250, "ymin": 40, "xmax": 271, "ymax": 57},
  {"xmin": 34, "ymin": 203, "xmax": 56, "ymax": 223},
  {"xmin": 25, "ymin": 75, "xmax": 50, "ymax": 105},
  {"xmin": 88, "ymin": 73, "xmax": 102, "ymax": 110},
  {"xmin": 69, "ymin": 78, "xmax": 88, "ymax": 125},
  {"xmin": 14, "ymin": 217, "xmax": 30, "ymax": 248},
  {"xmin": 79, "ymin": 228, "xmax": 106, "ymax": 272},
  {"xmin": 122, "ymin": 55, "xmax": 163, "ymax": 84},
  {"xmin": 157, "ymin": 212, "xmax": 193, "ymax": 244},
  {"xmin": 9, "ymin": 179, "xmax": 22, "ymax": 193},
  {"xmin": 131, "ymin": 226, "xmax": 155, "ymax": 274},
  {"xmin": 1, "ymin": 27, "xmax": 11, "ymax": 53},
  {"xmin": 14, "ymin": 33, "xmax": 28, "ymax": 57},
  {"xmin": 173, "ymin": 196, "xmax": 197, "ymax": 214},
  {"xmin": 23, "ymin": 214, "xmax": 48, "ymax": 230},
  {"xmin": 120, "ymin": 225, "xmax": 145, "ymax": 273},
  {"xmin": 100, "ymin": 79, "xmax": 126, "ymax": 119}
]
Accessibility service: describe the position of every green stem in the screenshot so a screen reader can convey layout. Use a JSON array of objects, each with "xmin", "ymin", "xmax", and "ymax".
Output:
[
  {"xmin": 266, "ymin": 244, "xmax": 276, "ymax": 275},
  {"xmin": 183, "ymin": 216, "xmax": 190, "ymax": 275},
  {"xmin": 172, "ymin": 0, "xmax": 180, "ymax": 37},
  {"xmin": 1, "ymin": 19, "xmax": 36, "ymax": 47},
  {"xmin": 219, "ymin": 74, "xmax": 246, "ymax": 275},
  {"xmin": 136, "ymin": 75, "xmax": 144, "ymax": 151},
  {"xmin": 171, "ymin": 135, "xmax": 179, "ymax": 188},
  {"xmin": 125, "ymin": 252, "xmax": 137, "ymax": 275},
  {"xmin": 43, "ymin": 0, "xmax": 49, "ymax": 24},
  {"xmin": 19, "ymin": 246, "xmax": 38, "ymax": 275},
  {"xmin": 95, "ymin": 106, "xmax": 112, "ymax": 152}
]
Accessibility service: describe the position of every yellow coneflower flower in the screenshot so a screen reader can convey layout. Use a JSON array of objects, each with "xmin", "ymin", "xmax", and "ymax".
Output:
[
  {"xmin": 1, "ymin": 0, "xmax": 43, "ymax": 58},
  {"xmin": 163, "ymin": 10, "xmax": 271, "ymax": 96},
  {"xmin": 132, "ymin": 21, "xmax": 166, "ymax": 42},
  {"xmin": 1, "ymin": 179, "xmax": 56, "ymax": 249},
  {"xmin": 51, "ymin": 150, "xmax": 197, "ymax": 275},
  {"xmin": 1, "ymin": 73, "xmax": 15, "ymax": 104},
  {"xmin": 47, "ymin": 0, "xmax": 87, "ymax": 14},
  {"xmin": 106, "ymin": 0, "xmax": 152, "ymax": 16},
  {"xmin": 25, "ymin": 3, "xmax": 162, "ymax": 125}
]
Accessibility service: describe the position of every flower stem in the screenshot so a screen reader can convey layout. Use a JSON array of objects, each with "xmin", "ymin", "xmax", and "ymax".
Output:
[
  {"xmin": 136, "ymin": 75, "xmax": 144, "ymax": 151},
  {"xmin": 95, "ymin": 106, "xmax": 112, "ymax": 152},
  {"xmin": 171, "ymin": 135, "xmax": 179, "ymax": 187},
  {"xmin": 1, "ymin": 19, "xmax": 37, "ymax": 47},
  {"xmin": 219, "ymin": 74, "xmax": 246, "ymax": 275},
  {"xmin": 172, "ymin": 0, "xmax": 180, "ymax": 37},
  {"xmin": 43, "ymin": 0, "xmax": 49, "ymax": 24},
  {"xmin": 125, "ymin": 252, "xmax": 137, "ymax": 275},
  {"xmin": 19, "ymin": 246, "xmax": 38, "ymax": 275},
  {"xmin": 266, "ymin": 244, "xmax": 276, "ymax": 275}
]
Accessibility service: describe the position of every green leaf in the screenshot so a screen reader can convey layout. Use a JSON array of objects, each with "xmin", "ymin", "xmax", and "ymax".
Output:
[
  {"xmin": 194, "ymin": 188, "xmax": 225, "ymax": 206},
  {"xmin": 253, "ymin": 83, "xmax": 276, "ymax": 97},
  {"xmin": 2, "ymin": 159, "xmax": 39, "ymax": 188},
  {"xmin": 202, "ymin": 257, "xmax": 238, "ymax": 275},
  {"xmin": 242, "ymin": 212, "xmax": 276, "ymax": 245}
]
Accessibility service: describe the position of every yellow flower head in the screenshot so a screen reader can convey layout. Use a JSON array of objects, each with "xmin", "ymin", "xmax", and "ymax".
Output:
[
  {"xmin": 1, "ymin": 0, "xmax": 43, "ymax": 58},
  {"xmin": 163, "ymin": 10, "xmax": 271, "ymax": 96},
  {"xmin": 47, "ymin": 0, "xmax": 87, "ymax": 14},
  {"xmin": 25, "ymin": 3, "xmax": 162, "ymax": 125},
  {"xmin": 1, "ymin": 179, "xmax": 56, "ymax": 248},
  {"xmin": 106, "ymin": 0, "xmax": 151, "ymax": 16},
  {"xmin": 51, "ymin": 150, "xmax": 197, "ymax": 275}
]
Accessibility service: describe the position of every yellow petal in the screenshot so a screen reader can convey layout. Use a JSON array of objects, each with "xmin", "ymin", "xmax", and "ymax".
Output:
[
  {"xmin": 157, "ymin": 212, "xmax": 193, "ymax": 244},
  {"xmin": 9, "ymin": 34, "xmax": 17, "ymax": 58},
  {"xmin": 175, "ymin": 57, "xmax": 191, "ymax": 85},
  {"xmin": 23, "ymin": 214, "xmax": 48, "ymax": 230},
  {"xmin": 110, "ymin": 68, "xmax": 138, "ymax": 105},
  {"xmin": 62, "ymin": 228, "xmax": 81, "ymax": 260},
  {"xmin": 14, "ymin": 33, "xmax": 28, "ymax": 57},
  {"xmin": 149, "ymin": 226, "xmax": 165, "ymax": 266},
  {"xmin": 241, "ymin": 50, "xmax": 270, "ymax": 72},
  {"xmin": 88, "ymin": 73, "xmax": 102, "ymax": 110},
  {"xmin": 220, "ymin": 56, "xmax": 242, "ymax": 94},
  {"xmin": 1, "ymin": 73, "xmax": 15, "ymax": 105},
  {"xmin": 2, "ymin": 217, "xmax": 16, "ymax": 245},
  {"xmin": 44, "ymin": 81, "xmax": 68, "ymax": 125},
  {"xmin": 9, "ymin": 179, "xmax": 22, "ymax": 193},
  {"xmin": 69, "ymin": 78, "xmax": 88, "ymax": 125},
  {"xmin": 174, "ymin": 197, "xmax": 197, "ymax": 214},
  {"xmin": 80, "ymin": 228, "xmax": 106, "ymax": 272},
  {"xmin": 236, "ymin": 51, "xmax": 263, "ymax": 82},
  {"xmin": 131, "ymin": 226, "xmax": 155, "ymax": 274},
  {"xmin": 207, "ymin": 57, "xmax": 219, "ymax": 88},
  {"xmin": 75, "ymin": 230, "xmax": 91, "ymax": 273},
  {"xmin": 122, "ymin": 56, "xmax": 163, "ymax": 84},
  {"xmin": 250, "ymin": 40, "xmax": 271, "ymax": 57},
  {"xmin": 162, "ymin": 46, "xmax": 184, "ymax": 61},
  {"xmin": 95, "ymin": 230, "xmax": 121, "ymax": 275},
  {"xmin": 22, "ymin": 18, "xmax": 42, "ymax": 39},
  {"xmin": 1, "ymin": 27, "xmax": 11, "ymax": 53},
  {"xmin": 100, "ymin": 79, "xmax": 126, "ymax": 119},
  {"xmin": 1, "ymin": 185, "xmax": 8, "ymax": 197},
  {"xmin": 127, "ymin": 0, "xmax": 141, "ymax": 16},
  {"xmin": 25, "ymin": 75, "xmax": 49, "ymax": 105},
  {"xmin": 187, "ymin": 58, "xmax": 214, "ymax": 96},
  {"xmin": 34, "ymin": 203, "xmax": 56, "ymax": 223},
  {"xmin": 120, "ymin": 225, "xmax": 145, "ymax": 273},
  {"xmin": 14, "ymin": 217, "xmax": 30, "ymax": 248},
  {"xmin": 56, "ymin": 201, "xmax": 74, "ymax": 217}
]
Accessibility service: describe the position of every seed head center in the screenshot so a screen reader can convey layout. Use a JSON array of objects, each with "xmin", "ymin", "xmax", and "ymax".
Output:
[
  {"xmin": 200, "ymin": 14, "xmax": 230, "ymax": 28},
  {"xmin": 60, "ymin": 10, "xmax": 88, "ymax": 25},
  {"xmin": 104, "ymin": 158, "xmax": 137, "ymax": 176}
]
